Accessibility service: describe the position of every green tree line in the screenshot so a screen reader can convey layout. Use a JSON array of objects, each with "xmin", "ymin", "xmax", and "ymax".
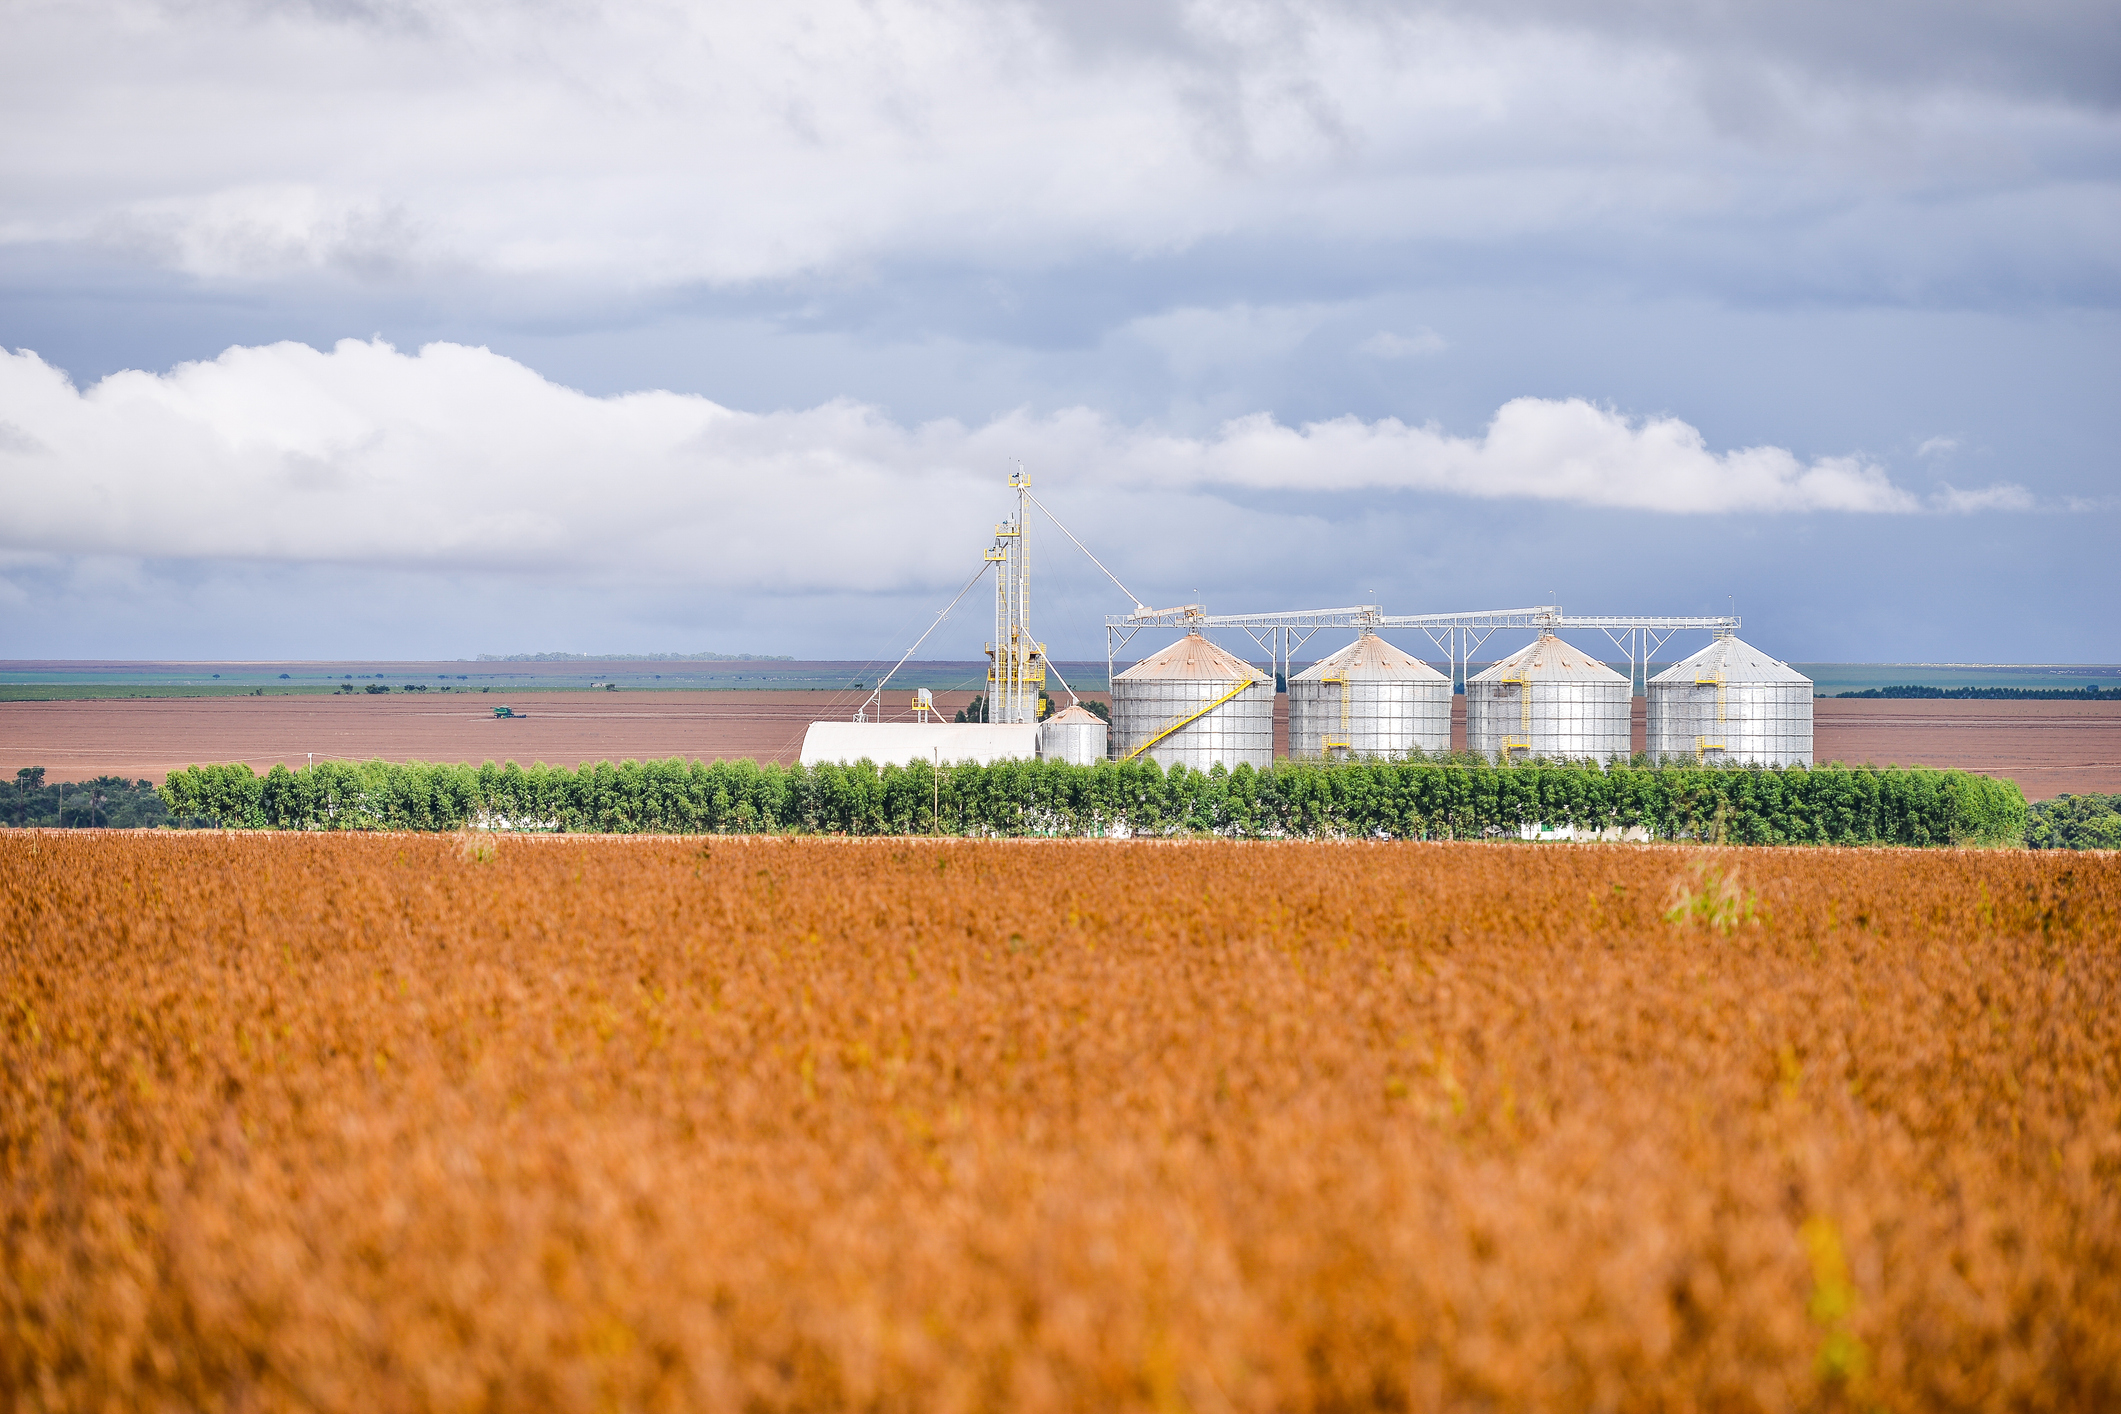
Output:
[
  {"xmin": 154, "ymin": 756, "xmax": 2027, "ymax": 847},
  {"xmin": 1836, "ymin": 684, "xmax": 2112, "ymax": 700}
]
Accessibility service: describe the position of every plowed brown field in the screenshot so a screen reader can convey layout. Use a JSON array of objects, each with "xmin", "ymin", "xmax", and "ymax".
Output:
[
  {"xmin": 4, "ymin": 835, "xmax": 2116, "ymax": 1412},
  {"xmin": 1806, "ymin": 699, "xmax": 2121, "ymax": 795},
  {"xmin": 4, "ymin": 694, "xmax": 2118, "ymax": 796},
  {"xmin": 0, "ymin": 690, "xmax": 987, "ymax": 782}
]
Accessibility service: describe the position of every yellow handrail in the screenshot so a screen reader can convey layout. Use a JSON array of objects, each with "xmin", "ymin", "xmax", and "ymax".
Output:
[{"xmin": 1122, "ymin": 679, "xmax": 1256, "ymax": 761}]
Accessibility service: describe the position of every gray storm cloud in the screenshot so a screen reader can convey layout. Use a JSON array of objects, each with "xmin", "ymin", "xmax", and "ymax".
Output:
[{"xmin": 1, "ymin": 0, "xmax": 2111, "ymax": 303}]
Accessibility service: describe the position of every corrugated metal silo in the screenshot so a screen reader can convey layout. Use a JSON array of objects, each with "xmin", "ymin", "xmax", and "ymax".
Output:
[
  {"xmin": 1288, "ymin": 630, "xmax": 1451, "ymax": 759},
  {"xmin": 1466, "ymin": 632, "xmax": 1630, "ymax": 763},
  {"xmin": 1039, "ymin": 703, "xmax": 1109, "ymax": 765},
  {"xmin": 1111, "ymin": 632, "xmax": 1274, "ymax": 770},
  {"xmin": 1648, "ymin": 635, "xmax": 1813, "ymax": 766}
]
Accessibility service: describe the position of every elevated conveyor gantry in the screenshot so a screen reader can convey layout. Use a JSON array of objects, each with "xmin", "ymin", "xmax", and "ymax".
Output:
[{"xmin": 1106, "ymin": 605, "xmax": 1742, "ymax": 693}]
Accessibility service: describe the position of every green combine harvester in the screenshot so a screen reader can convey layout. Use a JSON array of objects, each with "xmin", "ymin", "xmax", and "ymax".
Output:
[{"xmin": 492, "ymin": 705, "xmax": 525, "ymax": 719}]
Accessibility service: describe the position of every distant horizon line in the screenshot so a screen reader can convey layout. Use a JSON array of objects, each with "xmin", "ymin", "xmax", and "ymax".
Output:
[{"xmin": 4, "ymin": 659, "xmax": 2119, "ymax": 671}]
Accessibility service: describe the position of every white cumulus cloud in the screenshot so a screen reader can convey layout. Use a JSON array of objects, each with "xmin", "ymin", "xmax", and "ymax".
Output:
[{"xmin": 0, "ymin": 340, "xmax": 2023, "ymax": 594}]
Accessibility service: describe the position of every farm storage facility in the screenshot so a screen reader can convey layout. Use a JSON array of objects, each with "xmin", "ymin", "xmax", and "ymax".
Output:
[
  {"xmin": 1112, "ymin": 632, "xmax": 1273, "ymax": 770},
  {"xmin": 1039, "ymin": 703, "xmax": 1108, "ymax": 765},
  {"xmin": 1648, "ymin": 635, "xmax": 1814, "ymax": 766},
  {"xmin": 1466, "ymin": 632, "xmax": 1631, "ymax": 763},
  {"xmin": 1287, "ymin": 631, "xmax": 1451, "ymax": 759},
  {"xmin": 799, "ymin": 470, "xmax": 1823, "ymax": 771},
  {"xmin": 798, "ymin": 722, "xmax": 1036, "ymax": 767}
]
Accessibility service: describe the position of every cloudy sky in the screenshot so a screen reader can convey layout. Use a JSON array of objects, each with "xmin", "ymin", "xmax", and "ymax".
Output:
[{"xmin": 2, "ymin": 0, "xmax": 2116, "ymax": 663}]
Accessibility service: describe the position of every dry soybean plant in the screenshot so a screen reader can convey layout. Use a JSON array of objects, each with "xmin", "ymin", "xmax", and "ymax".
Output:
[{"xmin": 2, "ymin": 834, "xmax": 2116, "ymax": 1412}]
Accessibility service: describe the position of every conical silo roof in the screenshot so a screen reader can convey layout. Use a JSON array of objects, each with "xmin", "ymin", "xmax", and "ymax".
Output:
[
  {"xmin": 1468, "ymin": 632, "xmax": 1627, "ymax": 685},
  {"xmin": 1651, "ymin": 636, "xmax": 1811, "ymax": 686},
  {"xmin": 1292, "ymin": 631, "xmax": 1448, "ymax": 683},
  {"xmin": 1045, "ymin": 703, "xmax": 1106, "ymax": 724},
  {"xmin": 1115, "ymin": 631, "xmax": 1272, "ymax": 684}
]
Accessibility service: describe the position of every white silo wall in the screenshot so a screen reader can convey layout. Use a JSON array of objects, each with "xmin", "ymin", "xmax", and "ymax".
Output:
[
  {"xmin": 1112, "ymin": 677, "xmax": 1275, "ymax": 771},
  {"xmin": 1039, "ymin": 714, "xmax": 1109, "ymax": 765},
  {"xmin": 1465, "ymin": 679, "xmax": 1631, "ymax": 763},
  {"xmin": 1647, "ymin": 683, "xmax": 1813, "ymax": 766},
  {"xmin": 1647, "ymin": 637, "xmax": 1814, "ymax": 767},
  {"xmin": 1288, "ymin": 679, "xmax": 1451, "ymax": 758}
]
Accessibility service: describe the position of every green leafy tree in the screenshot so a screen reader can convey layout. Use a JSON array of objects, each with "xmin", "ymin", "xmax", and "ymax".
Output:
[
  {"xmin": 4, "ymin": 770, "xmax": 168, "ymax": 828},
  {"xmin": 2027, "ymin": 793, "xmax": 2121, "ymax": 850}
]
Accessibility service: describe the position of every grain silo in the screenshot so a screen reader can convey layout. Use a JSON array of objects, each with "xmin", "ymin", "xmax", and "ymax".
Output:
[
  {"xmin": 1040, "ymin": 703, "xmax": 1109, "ymax": 765},
  {"xmin": 1647, "ymin": 635, "xmax": 1813, "ymax": 766},
  {"xmin": 1112, "ymin": 631, "xmax": 1274, "ymax": 770},
  {"xmin": 1466, "ymin": 632, "xmax": 1630, "ymax": 763},
  {"xmin": 1288, "ymin": 630, "xmax": 1451, "ymax": 759}
]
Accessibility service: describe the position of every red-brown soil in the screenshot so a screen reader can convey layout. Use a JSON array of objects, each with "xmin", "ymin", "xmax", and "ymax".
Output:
[
  {"xmin": 1807, "ymin": 700, "xmax": 2121, "ymax": 795},
  {"xmin": 5, "ymin": 693, "xmax": 2116, "ymax": 798},
  {"xmin": 0, "ymin": 690, "xmax": 993, "ymax": 782}
]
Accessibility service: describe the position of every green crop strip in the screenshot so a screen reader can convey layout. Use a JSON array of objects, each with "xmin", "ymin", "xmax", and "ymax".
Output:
[{"xmin": 155, "ymin": 756, "xmax": 2029, "ymax": 846}]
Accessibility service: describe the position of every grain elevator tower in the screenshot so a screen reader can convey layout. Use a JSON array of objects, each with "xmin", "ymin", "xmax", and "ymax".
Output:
[{"xmin": 984, "ymin": 467, "xmax": 1048, "ymax": 724}]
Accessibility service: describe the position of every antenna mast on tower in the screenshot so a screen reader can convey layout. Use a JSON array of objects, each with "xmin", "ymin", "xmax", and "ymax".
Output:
[{"xmin": 984, "ymin": 467, "xmax": 1047, "ymax": 724}]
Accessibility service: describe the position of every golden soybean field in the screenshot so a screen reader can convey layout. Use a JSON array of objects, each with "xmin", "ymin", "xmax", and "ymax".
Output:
[{"xmin": 3, "ymin": 834, "xmax": 2117, "ymax": 1412}]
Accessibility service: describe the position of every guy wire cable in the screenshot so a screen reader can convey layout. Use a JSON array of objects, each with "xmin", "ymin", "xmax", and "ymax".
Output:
[
  {"xmin": 776, "ymin": 555, "xmax": 997, "ymax": 757},
  {"xmin": 857, "ymin": 555, "xmax": 997, "ymax": 719},
  {"xmin": 1020, "ymin": 486, "xmax": 1149, "ymax": 616}
]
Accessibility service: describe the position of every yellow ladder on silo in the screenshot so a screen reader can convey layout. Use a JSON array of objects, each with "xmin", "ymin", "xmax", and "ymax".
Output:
[
  {"xmin": 1121, "ymin": 680, "xmax": 1257, "ymax": 762},
  {"xmin": 1321, "ymin": 672, "xmax": 1352, "ymax": 757},
  {"xmin": 1695, "ymin": 667, "xmax": 1726, "ymax": 762},
  {"xmin": 1500, "ymin": 670, "xmax": 1532, "ymax": 761}
]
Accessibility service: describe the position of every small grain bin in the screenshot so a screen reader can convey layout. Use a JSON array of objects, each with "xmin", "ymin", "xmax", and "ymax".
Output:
[
  {"xmin": 1648, "ymin": 635, "xmax": 1813, "ymax": 766},
  {"xmin": 1466, "ymin": 632, "xmax": 1630, "ymax": 763},
  {"xmin": 1288, "ymin": 630, "xmax": 1451, "ymax": 759},
  {"xmin": 1039, "ymin": 703, "xmax": 1109, "ymax": 765},
  {"xmin": 1111, "ymin": 631, "xmax": 1273, "ymax": 770}
]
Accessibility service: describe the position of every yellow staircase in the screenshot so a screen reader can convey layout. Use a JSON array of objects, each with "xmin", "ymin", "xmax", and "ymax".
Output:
[{"xmin": 1122, "ymin": 680, "xmax": 1256, "ymax": 762}]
